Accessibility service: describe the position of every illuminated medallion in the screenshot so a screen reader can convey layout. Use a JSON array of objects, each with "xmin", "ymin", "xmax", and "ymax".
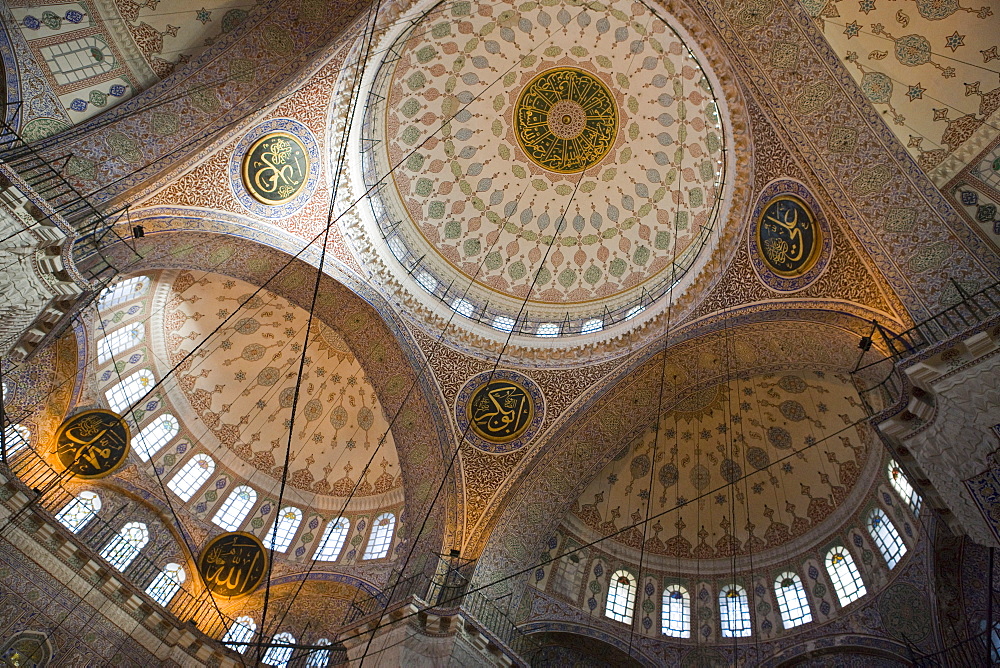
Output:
[
  {"xmin": 457, "ymin": 371, "xmax": 544, "ymax": 454},
  {"xmin": 241, "ymin": 132, "xmax": 309, "ymax": 204},
  {"xmin": 514, "ymin": 68, "xmax": 618, "ymax": 174},
  {"xmin": 54, "ymin": 409, "xmax": 130, "ymax": 479},
  {"xmin": 199, "ymin": 532, "xmax": 268, "ymax": 598},
  {"xmin": 756, "ymin": 195, "xmax": 821, "ymax": 276}
]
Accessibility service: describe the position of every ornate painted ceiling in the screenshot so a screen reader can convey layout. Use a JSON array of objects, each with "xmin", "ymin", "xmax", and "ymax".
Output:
[
  {"xmin": 5, "ymin": 0, "xmax": 257, "ymax": 134},
  {"xmin": 147, "ymin": 270, "xmax": 403, "ymax": 502},
  {"xmin": 566, "ymin": 371, "xmax": 873, "ymax": 564},
  {"xmin": 801, "ymin": 0, "xmax": 1000, "ymax": 184},
  {"xmin": 363, "ymin": 0, "xmax": 729, "ymax": 338}
]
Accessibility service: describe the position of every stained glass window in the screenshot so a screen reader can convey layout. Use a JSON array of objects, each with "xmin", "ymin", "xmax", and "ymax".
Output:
[
  {"xmin": 2, "ymin": 424, "xmax": 30, "ymax": 458},
  {"xmin": 97, "ymin": 322, "xmax": 145, "ymax": 364},
  {"xmin": 774, "ymin": 572, "xmax": 812, "ymax": 629},
  {"xmin": 262, "ymin": 632, "xmax": 295, "ymax": 668},
  {"xmin": 212, "ymin": 486, "xmax": 257, "ymax": 531},
  {"xmin": 97, "ymin": 276, "xmax": 149, "ymax": 311},
  {"xmin": 604, "ymin": 570, "xmax": 636, "ymax": 624},
  {"xmin": 826, "ymin": 546, "xmax": 866, "ymax": 606},
  {"xmin": 55, "ymin": 491, "xmax": 101, "ymax": 533},
  {"xmin": 133, "ymin": 414, "xmax": 179, "ymax": 461},
  {"xmin": 314, "ymin": 518, "xmax": 350, "ymax": 561},
  {"xmin": 264, "ymin": 506, "xmax": 303, "ymax": 553},
  {"xmin": 145, "ymin": 562, "xmax": 185, "ymax": 606},
  {"xmin": 719, "ymin": 584, "xmax": 751, "ymax": 637},
  {"xmin": 167, "ymin": 454, "xmax": 215, "ymax": 502},
  {"xmin": 222, "ymin": 616, "xmax": 256, "ymax": 654},
  {"xmin": 868, "ymin": 507, "xmax": 907, "ymax": 569},
  {"xmin": 99, "ymin": 521, "xmax": 149, "ymax": 571},
  {"xmin": 105, "ymin": 368, "xmax": 155, "ymax": 414},
  {"xmin": 363, "ymin": 512, "xmax": 396, "ymax": 560},
  {"xmin": 305, "ymin": 638, "xmax": 331, "ymax": 668},
  {"xmin": 661, "ymin": 585, "xmax": 690, "ymax": 638},
  {"xmin": 888, "ymin": 459, "xmax": 922, "ymax": 515}
]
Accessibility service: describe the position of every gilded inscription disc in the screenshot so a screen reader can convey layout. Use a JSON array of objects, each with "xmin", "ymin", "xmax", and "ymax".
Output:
[
  {"xmin": 467, "ymin": 379, "xmax": 534, "ymax": 444},
  {"xmin": 54, "ymin": 409, "xmax": 131, "ymax": 479},
  {"xmin": 241, "ymin": 132, "xmax": 310, "ymax": 205},
  {"xmin": 198, "ymin": 532, "xmax": 268, "ymax": 598},
  {"xmin": 755, "ymin": 195, "xmax": 821, "ymax": 277},
  {"xmin": 514, "ymin": 68, "xmax": 618, "ymax": 174}
]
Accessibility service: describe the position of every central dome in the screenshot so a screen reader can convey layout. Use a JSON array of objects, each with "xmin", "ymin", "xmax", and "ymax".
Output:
[{"xmin": 360, "ymin": 0, "xmax": 728, "ymax": 339}]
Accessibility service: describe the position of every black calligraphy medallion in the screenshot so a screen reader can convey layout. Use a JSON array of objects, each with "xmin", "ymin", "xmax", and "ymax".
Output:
[
  {"xmin": 467, "ymin": 380, "xmax": 534, "ymax": 444},
  {"xmin": 514, "ymin": 68, "xmax": 618, "ymax": 174},
  {"xmin": 241, "ymin": 132, "xmax": 309, "ymax": 205},
  {"xmin": 755, "ymin": 195, "xmax": 821, "ymax": 276},
  {"xmin": 199, "ymin": 532, "xmax": 268, "ymax": 598},
  {"xmin": 54, "ymin": 409, "xmax": 130, "ymax": 479}
]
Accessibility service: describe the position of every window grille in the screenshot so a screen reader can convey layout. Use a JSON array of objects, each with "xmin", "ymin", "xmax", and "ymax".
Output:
[
  {"xmin": 604, "ymin": 570, "xmax": 637, "ymax": 624},
  {"xmin": 167, "ymin": 454, "xmax": 215, "ymax": 502},
  {"xmin": 868, "ymin": 507, "xmax": 907, "ymax": 569},
  {"xmin": 212, "ymin": 486, "xmax": 257, "ymax": 531},
  {"xmin": 826, "ymin": 546, "xmax": 866, "ymax": 606},
  {"xmin": 363, "ymin": 512, "xmax": 396, "ymax": 560},
  {"xmin": 55, "ymin": 491, "xmax": 101, "ymax": 533},
  {"xmin": 888, "ymin": 459, "xmax": 922, "ymax": 514},
  {"xmin": 97, "ymin": 322, "xmax": 145, "ymax": 363},
  {"xmin": 145, "ymin": 562, "xmax": 185, "ymax": 606},
  {"xmin": 263, "ymin": 507, "xmax": 303, "ymax": 553},
  {"xmin": 262, "ymin": 632, "xmax": 296, "ymax": 667},
  {"xmin": 133, "ymin": 414, "xmax": 179, "ymax": 461},
  {"xmin": 99, "ymin": 522, "xmax": 149, "ymax": 571},
  {"xmin": 719, "ymin": 585, "xmax": 751, "ymax": 637},
  {"xmin": 314, "ymin": 518, "xmax": 350, "ymax": 561},
  {"xmin": 105, "ymin": 369, "xmax": 155, "ymax": 414},
  {"xmin": 774, "ymin": 572, "xmax": 812, "ymax": 629},
  {"xmin": 97, "ymin": 276, "xmax": 149, "ymax": 311},
  {"xmin": 661, "ymin": 585, "xmax": 690, "ymax": 638}
]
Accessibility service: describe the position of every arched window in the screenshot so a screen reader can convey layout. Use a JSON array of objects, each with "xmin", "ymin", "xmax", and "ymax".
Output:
[
  {"xmin": 826, "ymin": 546, "xmax": 866, "ymax": 606},
  {"xmin": 145, "ymin": 562, "xmax": 185, "ymax": 606},
  {"xmin": 133, "ymin": 413, "xmax": 179, "ymax": 461},
  {"xmin": 2, "ymin": 423, "xmax": 31, "ymax": 458},
  {"xmin": 99, "ymin": 522, "xmax": 149, "ymax": 571},
  {"xmin": 536, "ymin": 322, "xmax": 560, "ymax": 337},
  {"xmin": 41, "ymin": 36, "xmax": 116, "ymax": 85},
  {"xmin": 888, "ymin": 459, "xmax": 922, "ymax": 514},
  {"xmin": 105, "ymin": 368, "xmax": 155, "ymax": 413},
  {"xmin": 222, "ymin": 616, "xmax": 256, "ymax": 654},
  {"xmin": 363, "ymin": 512, "xmax": 396, "ymax": 560},
  {"xmin": 604, "ymin": 570, "xmax": 637, "ymax": 624},
  {"xmin": 661, "ymin": 584, "xmax": 690, "ymax": 638},
  {"xmin": 719, "ymin": 584, "xmax": 751, "ymax": 637},
  {"xmin": 262, "ymin": 631, "xmax": 296, "ymax": 668},
  {"xmin": 306, "ymin": 638, "xmax": 332, "ymax": 668},
  {"xmin": 581, "ymin": 318, "xmax": 603, "ymax": 334},
  {"xmin": 314, "ymin": 518, "xmax": 350, "ymax": 561},
  {"xmin": 97, "ymin": 322, "xmax": 145, "ymax": 363},
  {"xmin": 55, "ymin": 491, "xmax": 101, "ymax": 533},
  {"xmin": 774, "ymin": 572, "xmax": 812, "ymax": 629},
  {"xmin": 264, "ymin": 507, "xmax": 302, "ymax": 553},
  {"xmin": 97, "ymin": 276, "xmax": 149, "ymax": 311},
  {"xmin": 167, "ymin": 454, "xmax": 215, "ymax": 501},
  {"xmin": 212, "ymin": 486, "xmax": 257, "ymax": 531},
  {"xmin": 868, "ymin": 507, "xmax": 907, "ymax": 569}
]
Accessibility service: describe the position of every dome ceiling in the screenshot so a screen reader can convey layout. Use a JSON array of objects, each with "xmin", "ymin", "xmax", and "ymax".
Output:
[
  {"xmin": 147, "ymin": 270, "xmax": 402, "ymax": 501},
  {"xmin": 361, "ymin": 0, "xmax": 728, "ymax": 338},
  {"xmin": 567, "ymin": 371, "xmax": 873, "ymax": 564}
]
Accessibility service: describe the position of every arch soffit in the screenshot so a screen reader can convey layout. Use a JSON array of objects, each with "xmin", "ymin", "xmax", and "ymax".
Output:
[
  {"xmin": 89, "ymin": 227, "xmax": 461, "ymax": 559},
  {"xmin": 471, "ymin": 313, "xmax": 885, "ymax": 575}
]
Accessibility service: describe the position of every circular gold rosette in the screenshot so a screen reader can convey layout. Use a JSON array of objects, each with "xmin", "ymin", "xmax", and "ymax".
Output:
[
  {"xmin": 755, "ymin": 195, "xmax": 822, "ymax": 277},
  {"xmin": 514, "ymin": 68, "xmax": 618, "ymax": 174},
  {"xmin": 241, "ymin": 132, "xmax": 310, "ymax": 205},
  {"xmin": 198, "ymin": 532, "xmax": 268, "ymax": 598},
  {"xmin": 54, "ymin": 409, "xmax": 131, "ymax": 479},
  {"xmin": 467, "ymin": 379, "xmax": 534, "ymax": 443}
]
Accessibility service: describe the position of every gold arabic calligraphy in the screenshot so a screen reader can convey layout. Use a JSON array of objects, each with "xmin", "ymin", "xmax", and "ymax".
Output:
[
  {"xmin": 54, "ymin": 410, "xmax": 130, "ymax": 478},
  {"xmin": 198, "ymin": 533, "xmax": 267, "ymax": 598},
  {"xmin": 757, "ymin": 196, "xmax": 820, "ymax": 276},
  {"xmin": 241, "ymin": 132, "xmax": 309, "ymax": 204},
  {"xmin": 514, "ymin": 68, "xmax": 618, "ymax": 174},
  {"xmin": 468, "ymin": 381, "xmax": 533, "ymax": 443}
]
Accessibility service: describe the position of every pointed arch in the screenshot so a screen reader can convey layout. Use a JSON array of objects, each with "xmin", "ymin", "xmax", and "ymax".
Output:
[
  {"xmin": 719, "ymin": 584, "xmax": 751, "ymax": 637},
  {"xmin": 212, "ymin": 485, "xmax": 257, "ymax": 531},
  {"xmin": 604, "ymin": 570, "xmax": 637, "ymax": 624},
  {"xmin": 55, "ymin": 491, "xmax": 101, "ymax": 533},
  {"xmin": 868, "ymin": 507, "xmax": 907, "ymax": 569},
  {"xmin": 167, "ymin": 453, "xmax": 215, "ymax": 501},
  {"xmin": 774, "ymin": 571, "xmax": 812, "ymax": 629},
  {"xmin": 661, "ymin": 584, "xmax": 690, "ymax": 638},
  {"xmin": 99, "ymin": 521, "xmax": 149, "ymax": 571},
  {"xmin": 826, "ymin": 546, "xmax": 866, "ymax": 607}
]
